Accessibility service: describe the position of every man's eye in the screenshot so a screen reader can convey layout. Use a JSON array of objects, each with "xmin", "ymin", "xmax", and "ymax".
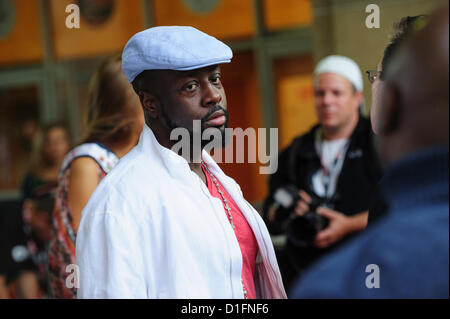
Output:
[
  {"xmin": 211, "ymin": 75, "xmax": 221, "ymax": 84},
  {"xmin": 184, "ymin": 83, "xmax": 198, "ymax": 92}
]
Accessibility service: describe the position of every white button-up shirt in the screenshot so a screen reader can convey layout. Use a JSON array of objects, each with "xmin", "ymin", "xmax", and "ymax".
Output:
[{"xmin": 76, "ymin": 125, "xmax": 286, "ymax": 299}]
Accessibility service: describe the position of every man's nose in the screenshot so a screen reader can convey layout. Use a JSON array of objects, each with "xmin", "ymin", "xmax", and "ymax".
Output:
[
  {"xmin": 203, "ymin": 83, "xmax": 222, "ymax": 107},
  {"xmin": 322, "ymin": 92, "xmax": 334, "ymax": 106}
]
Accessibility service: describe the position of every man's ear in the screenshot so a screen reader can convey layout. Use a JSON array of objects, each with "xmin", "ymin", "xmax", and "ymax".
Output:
[
  {"xmin": 354, "ymin": 91, "xmax": 364, "ymax": 110},
  {"xmin": 139, "ymin": 91, "xmax": 160, "ymax": 120},
  {"xmin": 379, "ymin": 84, "xmax": 402, "ymax": 135}
]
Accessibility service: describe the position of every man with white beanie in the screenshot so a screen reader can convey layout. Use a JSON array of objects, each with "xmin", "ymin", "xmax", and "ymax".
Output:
[
  {"xmin": 263, "ymin": 55, "xmax": 381, "ymax": 294},
  {"xmin": 75, "ymin": 26, "xmax": 286, "ymax": 299}
]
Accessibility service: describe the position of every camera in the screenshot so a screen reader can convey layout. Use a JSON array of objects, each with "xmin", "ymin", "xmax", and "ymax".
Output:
[{"xmin": 273, "ymin": 184, "xmax": 330, "ymax": 248}]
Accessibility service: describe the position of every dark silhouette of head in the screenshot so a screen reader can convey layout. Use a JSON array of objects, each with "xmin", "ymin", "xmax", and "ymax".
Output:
[{"xmin": 377, "ymin": 6, "xmax": 449, "ymax": 165}]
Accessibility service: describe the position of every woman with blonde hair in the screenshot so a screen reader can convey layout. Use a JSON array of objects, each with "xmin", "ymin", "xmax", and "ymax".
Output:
[{"xmin": 48, "ymin": 54, "xmax": 144, "ymax": 298}]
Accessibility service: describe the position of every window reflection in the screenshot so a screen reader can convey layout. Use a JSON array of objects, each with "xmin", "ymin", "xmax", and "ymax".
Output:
[
  {"xmin": 0, "ymin": 86, "xmax": 40, "ymax": 192},
  {"xmin": 78, "ymin": 0, "xmax": 115, "ymax": 26}
]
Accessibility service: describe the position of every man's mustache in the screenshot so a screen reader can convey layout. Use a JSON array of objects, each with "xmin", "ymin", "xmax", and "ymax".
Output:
[{"xmin": 201, "ymin": 105, "xmax": 229, "ymax": 124}]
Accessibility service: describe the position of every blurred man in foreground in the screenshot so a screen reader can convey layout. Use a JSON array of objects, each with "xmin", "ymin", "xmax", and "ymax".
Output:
[{"xmin": 292, "ymin": 6, "xmax": 449, "ymax": 298}]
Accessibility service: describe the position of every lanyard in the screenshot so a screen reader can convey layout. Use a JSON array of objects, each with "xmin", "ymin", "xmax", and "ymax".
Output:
[{"xmin": 317, "ymin": 131, "xmax": 349, "ymax": 199}]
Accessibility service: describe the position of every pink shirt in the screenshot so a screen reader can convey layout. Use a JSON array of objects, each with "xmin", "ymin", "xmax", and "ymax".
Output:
[{"xmin": 202, "ymin": 164, "xmax": 258, "ymax": 299}]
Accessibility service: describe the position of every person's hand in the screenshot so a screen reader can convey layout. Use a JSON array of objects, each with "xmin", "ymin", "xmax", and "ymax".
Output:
[
  {"xmin": 314, "ymin": 207, "xmax": 354, "ymax": 249},
  {"xmin": 293, "ymin": 190, "xmax": 312, "ymax": 217}
]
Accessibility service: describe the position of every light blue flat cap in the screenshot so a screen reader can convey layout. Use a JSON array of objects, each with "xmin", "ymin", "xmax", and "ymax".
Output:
[{"xmin": 122, "ymin": 26, "xmax": 233, "ymax": 83}]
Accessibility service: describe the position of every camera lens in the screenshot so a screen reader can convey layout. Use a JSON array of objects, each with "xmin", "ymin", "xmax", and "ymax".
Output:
[{"xmin": 286, "ymin": 212, "xmax": 329, "ymax": 247}]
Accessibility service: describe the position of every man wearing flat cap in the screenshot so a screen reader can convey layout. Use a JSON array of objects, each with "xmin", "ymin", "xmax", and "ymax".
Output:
[
  {"xmin": 263, "ymin": 55, "xmax": 381, "ymax": 293},
  {"xmin": 76, "ymin": 26, "xmax": 286, "ymax": 299}
]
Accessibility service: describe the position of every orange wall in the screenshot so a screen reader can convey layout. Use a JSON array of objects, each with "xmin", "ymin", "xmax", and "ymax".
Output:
[
  {"xmin": 152, "ymin": 0, "xmax": 255, "ymax": 40},
  {"xmin": 0, "ymin": 0, "xmax": 314, "ymax": 66},
  {"xmin": 274, "ymin": 55, "xmax": 316, "ymax": 149},
  {"xmin": 0, "ymin": 0, "xmax": 43, "ymax": 66},
  {"xmin": 264, "ymin": 0, "xmax": 312, "ymax": 30},
  {"xmin": 49, "ymin": 0, "xmax": 144, "ymax": 60},
  {"xmin": 220, "ymin": 51, "xmax": 267, "ymax": 203}
]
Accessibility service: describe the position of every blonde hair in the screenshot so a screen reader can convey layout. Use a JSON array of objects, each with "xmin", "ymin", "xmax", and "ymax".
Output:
[{"xmin": 82, "ymin": 54, "xmax": 139, "ymax": 144}]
